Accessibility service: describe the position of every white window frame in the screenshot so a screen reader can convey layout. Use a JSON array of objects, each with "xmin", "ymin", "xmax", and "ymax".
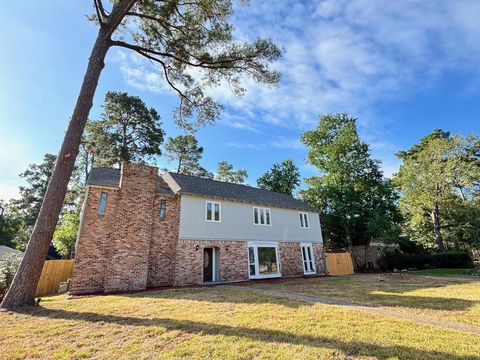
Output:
[
  {"xmin": 205, "ymin": 201, "xmax": 221, "ymax": 222},
  {"xmin": 253, "ymin": 207, "xmax": 272, "ymax": 226},
  {"xmin": 247, "ymin": 242, "xmax": 281, "ymax": 279},
  {"xmin": 301, "ymin": 242, "xmax": 316, "ymax": 275},
  {"xmin": 299, "ymin": 212, "xmax": 309, "ymax": 228}
]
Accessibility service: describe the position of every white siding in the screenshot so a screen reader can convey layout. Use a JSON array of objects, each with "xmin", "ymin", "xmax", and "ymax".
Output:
[{"xmin": 179, "ymin": 194, "xmax": 323, "ymax": 243}]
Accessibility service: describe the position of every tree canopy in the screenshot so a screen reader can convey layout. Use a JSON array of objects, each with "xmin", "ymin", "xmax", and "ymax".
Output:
[
  {"xmin": 257, "ymin": 159, "xmax": 300, "ymax": 195},
  {"xmin": 52, "ymin": 213, "xmax": 80, "ymax": 258},
  {"xmin": 393, "ymin": 129, "xmax": 480, "ymax": 251},
  {"xmin": 215, "ymin": 161, "xmax": 247, "ymax": 184},
  {"xmin": 301, "ymin": 114, "xmax": 401, "ymax": 252},
  {"xmin": 85, "ymin": 91, "xmax": 165, "ymax": 167},
  {"xmin": 164, "ymin": 134, "xmax": 212, "ymax": 177}
]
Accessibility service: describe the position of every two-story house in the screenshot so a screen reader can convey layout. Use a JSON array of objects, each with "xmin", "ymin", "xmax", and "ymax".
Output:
[{"xmin": 70, "ymin": 162, "xmax": 326, "ymax": 294}]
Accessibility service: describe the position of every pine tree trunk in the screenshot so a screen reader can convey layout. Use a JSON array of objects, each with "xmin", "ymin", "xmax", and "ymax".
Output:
[
  {"xmin": 432, "ymin": 204, "xmax": 444, "ymax": 253},
  {"xmin": 0, "ymin": 28, "xmax": 111, "ymax": 310}
]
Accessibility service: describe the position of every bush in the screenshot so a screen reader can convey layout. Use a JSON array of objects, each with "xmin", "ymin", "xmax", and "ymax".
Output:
[
  {"xmin": 0, "ymin": 255, "xmax": 22, "ymax": 299},
  {"xmin": 384, "ymin": 251, "xmax": 473, "ymax": 270}
]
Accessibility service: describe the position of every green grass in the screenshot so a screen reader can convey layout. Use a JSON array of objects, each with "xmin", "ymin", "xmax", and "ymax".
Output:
[
  {"xmin": 409, "ymin": 268, "xmax": 476, "ymax": 277},
  {"xmin": 1, "ymin": 284, "xmax": 480, "ymax": 359},
  {"xmin": 248, "ymin": 273, "xmax": 480, "ymax": 327}
]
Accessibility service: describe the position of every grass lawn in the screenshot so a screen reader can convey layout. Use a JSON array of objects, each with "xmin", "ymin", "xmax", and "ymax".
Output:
[
  {"xmin": 248, "ymin": 273, "xmax": 480, "ymax": 328},
  {"xmin": 410, "ymin": 268, "xmax": 477, "ymax": 277},
  {"xmin": 1, "ymin": 283, "xmax": 480, "ymax": 359}
]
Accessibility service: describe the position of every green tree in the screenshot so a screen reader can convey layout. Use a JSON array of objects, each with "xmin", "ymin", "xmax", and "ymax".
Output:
[
  {"xmin": 165, "ymin": 135, "xmax": 212, "ymax": 177},
  {"xmin": 14, "ymin": 154, "xmax": 57, "ymax": 228},
  {"xmin": 52, "ymin": 213, "xmax": 80, "ymax": 258},
  {"xmin": 3, "ymin": 0, "xmax": 281, "ymax": 309},
  {"xmin": 0, "ymin": 202, "xmax": 25, "ymax": 250},
  {"xmin": 393, "ymin": 129, "xmax": 480, "ymax": 251},
  {"xmin": 257, "ymin": 159, "xmax": 300, "ymax": 195},
  {"xmin": 215, "ymin": 161, "xmax": 247, "ymax": 184},
  {"xmin": 86, "ymin": 92, "xmax": 165, "ymax": 167},
  {"xmin": 301, "ymin": 114, "xmax": 401, "ymax": 256}
]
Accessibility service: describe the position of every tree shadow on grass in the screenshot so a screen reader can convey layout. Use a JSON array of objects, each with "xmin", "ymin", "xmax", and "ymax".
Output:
[
  {"xmin": 15, "ymin": 306, "xmax": 480, "ymax": 360},
  {"xmin": 367, "ymin": 292, "xmax": 477, "ymax": 311},
  {"xmin": 118, "ymin": 286, "xmax": 310, "ymax": 309},
  {"xmin": 240, "ymin": 275, "xmax": 480, "ymax": 312}
]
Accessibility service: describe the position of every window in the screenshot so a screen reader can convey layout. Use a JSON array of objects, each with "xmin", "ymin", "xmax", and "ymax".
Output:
[
  {"xmin": 159, "ymin": 200, "xmax": 167, "ymax": 220},
  {"xmin": 253, "ymin": 207, "xmax": 271, "ymax": 225},
  {"xmin": 301, "ymin": 243, "xmax": 316, "ymax": 274},
  {"xmin": 299, "ymin": 212, "xmax": 309, "ymax": 228},
  {"xmin": 98, "ymin": 192, "xmax": 107, "ymax": 216},
  {"xmin": 247, "ymin": 242, "xmax": 280, "ymax": 279},
  {"xmin": 206, "ymin": 201, "xmax": 221, "ymax": 222}
]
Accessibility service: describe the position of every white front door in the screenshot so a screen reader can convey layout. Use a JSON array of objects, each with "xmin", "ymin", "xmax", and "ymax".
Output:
[{"xmin": 301, "ymin": 243, "xmax": 316, "ymax": 275}]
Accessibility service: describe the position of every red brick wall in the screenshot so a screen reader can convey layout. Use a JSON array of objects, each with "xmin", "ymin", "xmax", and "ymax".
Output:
[
  {"xmin": 103, "ymin": 163, "xmax": 157, "ymax": 291},
  {"xmin": 147, "ymin": 194, "xmax": 180, "ymax": 287},
  {"xmin": 70, "ymin": 187, "xmax": 119, "ymax": 293},
  {"xmin": 279, "ymin": 242, "xmax": 304, "ymax": 276},
  {"xmin": 173, "ymin": 239, "xmax": 248, "ymax": 286},
  {"xmin": 313, "ymin": 243, "xmax": 326, "ymax": 275}
]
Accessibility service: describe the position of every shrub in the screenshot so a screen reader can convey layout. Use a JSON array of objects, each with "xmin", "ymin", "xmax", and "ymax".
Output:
[
  {"xmin": 384, "ymin": 251, "xmax": 473, "ymax": 270},
  {"xmin": 0, "ymin": 254, "xmax": 22, "ymax": 299}
]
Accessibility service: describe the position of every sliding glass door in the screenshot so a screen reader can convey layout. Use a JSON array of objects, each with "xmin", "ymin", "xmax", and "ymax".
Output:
[{"xmin": 248, "ymin": 242, "xmax": 280, "ymax": 279}]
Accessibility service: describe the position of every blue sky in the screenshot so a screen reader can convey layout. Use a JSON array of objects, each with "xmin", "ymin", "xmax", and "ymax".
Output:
[{"xmin": 1, "ymin": 0, "xmax": 480, "ymax": 201}]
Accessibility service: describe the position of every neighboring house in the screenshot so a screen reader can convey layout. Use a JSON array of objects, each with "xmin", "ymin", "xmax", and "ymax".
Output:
[
  {"xmin": 0, "ymin": 245, "xmax": 24, "ymax": 262},
  {"xmin": 70, "ymin": 163, "xmax": 325, "ymax": 294}
]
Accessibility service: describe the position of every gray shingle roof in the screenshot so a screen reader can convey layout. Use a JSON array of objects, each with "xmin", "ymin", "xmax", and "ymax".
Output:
[
  {"xmin": 168, "ymin": 172, "xmax": 317, "ymax": 212},
  {"xmin": 86, "ymin": 168, "xmax": 121, "ymax": 188},
  {"xmin": 0, "ymin": 245, "xmax": 24, "ymax": 261},
  {"xmin": 86, "ymin": 167, "xmax": 317, "ymax": 212}
]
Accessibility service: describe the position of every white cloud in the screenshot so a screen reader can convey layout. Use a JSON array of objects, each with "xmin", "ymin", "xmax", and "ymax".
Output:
[{"xmin": 113, "ymin": 0, "xmax": 480, "ymax": 176}]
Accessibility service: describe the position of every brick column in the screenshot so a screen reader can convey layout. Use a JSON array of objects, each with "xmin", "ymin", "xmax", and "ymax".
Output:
[{"xmin": 103, "ymin": 162, "xmax": 158, "ymax": 291}]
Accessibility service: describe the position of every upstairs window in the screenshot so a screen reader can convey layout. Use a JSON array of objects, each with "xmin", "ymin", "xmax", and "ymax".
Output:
[
  {"xmin": 98, "ymin": 192, "xmax": 107, "ymax": 216},
  {"xmin": 206, "ymin": 201, "xmax": 221, "ymax": 222},
  {"xmin": 253, "ymin": 207, "xmax": 271, "ymax": 226},
  {"xmin": 299, "ymin": 212, "xmax": 309, "ymax": 228},
  {"xmin": 159, "ymin": 200, "xmax": 167, "ymax": 220}
]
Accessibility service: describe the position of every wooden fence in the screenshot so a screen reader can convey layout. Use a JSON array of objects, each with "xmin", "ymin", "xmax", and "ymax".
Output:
[
  {"xmin": 325, "ymin": 252, "xmax": 354, "ymax": 276},
  {"xmin": 35, "ymin": 259, "xmax": 75, "ymax": 297}
]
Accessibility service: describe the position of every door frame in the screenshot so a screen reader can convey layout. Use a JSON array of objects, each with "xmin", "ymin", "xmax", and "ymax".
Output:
[
  {"xmin": 203, "ymin": 247, "xmax": 217, "ymax": 282},
  {"xmin": 301, "ymin": 242, "xmax": 316, "ymax": 275}
]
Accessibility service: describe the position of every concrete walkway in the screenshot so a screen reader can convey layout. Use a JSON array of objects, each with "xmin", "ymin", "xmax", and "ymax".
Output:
[{"xmin": 226, "ymin": 285, "xmax": 480, "ymax": 337}]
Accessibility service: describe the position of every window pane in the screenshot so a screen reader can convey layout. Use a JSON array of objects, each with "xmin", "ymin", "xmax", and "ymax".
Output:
[
  {"xmin": 206, "ymin": 202, "xmax": 212, "ymax": 220},
  {"xmin": 260, "ymin": 209, "xmax": 265, "ymax": 224},
  {"xmin": 214, "ymin": 203, "xmax": 220, "ymax": 221},
  {"xmin": 249, "ymin": 264, "xmax": 256, "ymax": 276},
  {"xmin": 248, "ymin": 247, "xmax": 255, "ymax": 264},
  {"xmin": 159, "ymin": 200, "xmax": 166, "ymax": 219},
  {"xmin": 304, "ymin": 214, "xmax": 309, "ymax": 228},
  {"xmin": 257, "ymin": 247, "xmax": 278, "ymax": 275},
  {"xmin": 254, "ymin": 208, "xmax": 259, "ymax": 224},
  {"xmin": 299, "ymin": 213, "xmax": 304, "ymax": 227},
  {"xmin": 98, "ymin": 192, "xmax": 107, "ymax": 215},
  {"xmin": 265, "ymin": 209, "xmax": 270, "ymax": 225}
]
